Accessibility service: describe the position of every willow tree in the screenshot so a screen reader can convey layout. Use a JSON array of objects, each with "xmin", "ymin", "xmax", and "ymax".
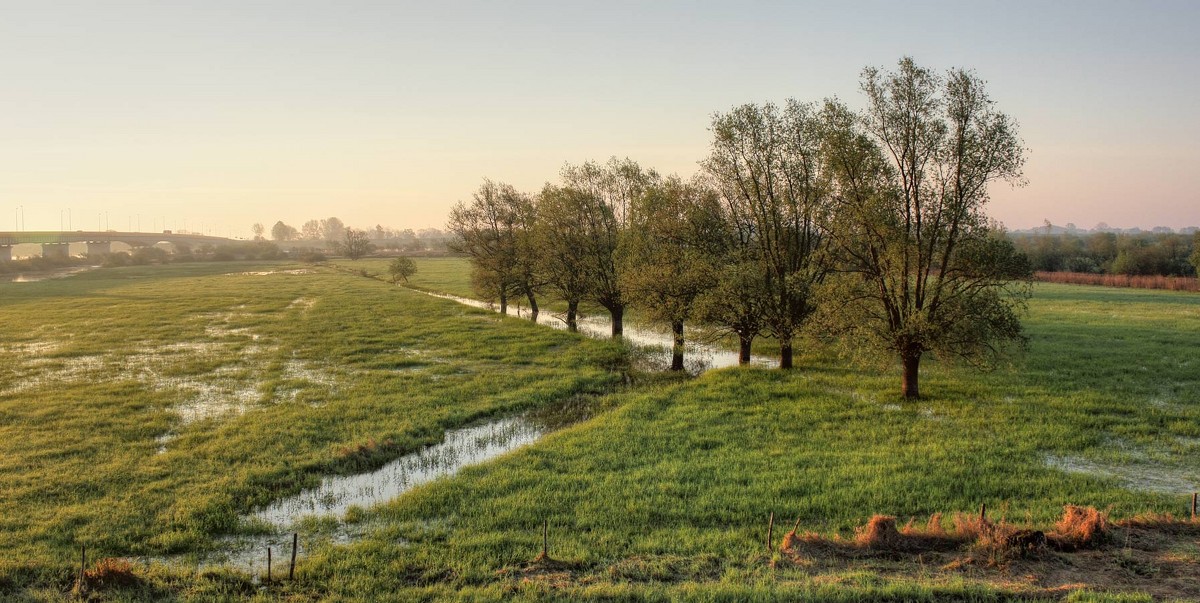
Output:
[
  {"xmin": 704, "ymin": 101, "xmax": 833, "ymax": 369},
  {"xmin": 696, "ymin": 227, "xmax": 767, "ymax": 365},
  {"xmin": 820, "ymin": 58, "xmax": 1031, "ymax": 399},
  {"xmin": 447, "ymin": 179, "xmax": 539, "ymax": 316},
  {"xmin": 560, "ymin": 158, "xmax": 660, "ymax": 337},
  {"xmin": 617, "ymin": 176, "xmax": 725, "ymax": 370},
  {"xmin": 535, "ymin": 183, "xmax": 594, "ymax": 331}
]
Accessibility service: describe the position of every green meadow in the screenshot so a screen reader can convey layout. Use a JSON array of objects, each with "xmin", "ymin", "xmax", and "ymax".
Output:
[{"xmin": 1, "ymin": 260, "xmax": 1198, "ymax": 601}]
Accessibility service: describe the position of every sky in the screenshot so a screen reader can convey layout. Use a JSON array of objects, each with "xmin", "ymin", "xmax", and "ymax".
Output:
[{"xmin": 2, "ymin": 1, "xmax": 1198, "ymax": 237}]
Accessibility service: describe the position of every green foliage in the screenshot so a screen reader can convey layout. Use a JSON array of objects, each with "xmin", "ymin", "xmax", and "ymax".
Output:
[
  {"xmin": 557, "ymin": 158, "xmax": 662, "ymax": 331},
  {"xmin": 387, "ymin": 256, "xmax": 417, "ymax": 283},
  {"xmin": 533, "ymin": 183, "xmax": 594, "ymax": 327},
  {"xmin": 447, "ymin": 179, "xmax": 538, "ymax": 310},
  {"xmin": 1190, "ymin": 231, "xmax": 1200, "ymax": 275},
  {"xmin": 1012, "ymin": 230, "xmax": 1197, "ymax": 277},
  {"xmin": 617, "ymin": 176, "xmax": 724, "ymax": 328},
  {"xmin": 704, "ymin": 100, "xmax": 831, "ymax": 364},
  {"xmin": 334, "ymin": 228, "xmax": 376, "ymax": 260},
  {"xmin": 821, "ymin": 58, "xmax": 1031, "ymax": 397}
]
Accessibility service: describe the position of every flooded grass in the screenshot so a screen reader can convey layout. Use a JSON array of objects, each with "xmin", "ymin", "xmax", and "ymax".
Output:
[
  {"xmin": 1044, "ymin": 454, "xmax": 1200, "ymax": 494},
  {"xmin": 254, "ymin": 414, "xmax": 552, "ymax": 528},
  {"xmin": 414, "ymin": 288, "xmax": 774, "ymax": 372},
  {"xmin": 2, "ymin": 262, "xmax": 1199, "ymax": 600},
  {"xmin": 0, "ymin": 260, "xmax": 625, "ymax": 597},
  {"xmin": 4, "ymin": 265, "xmax": 98, "ymax": 282}
]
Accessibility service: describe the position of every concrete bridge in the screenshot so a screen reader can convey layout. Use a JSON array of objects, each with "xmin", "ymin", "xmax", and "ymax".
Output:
[{"xmin": 0, "ymin": 231, "xmax": 237, "ymax": 261}]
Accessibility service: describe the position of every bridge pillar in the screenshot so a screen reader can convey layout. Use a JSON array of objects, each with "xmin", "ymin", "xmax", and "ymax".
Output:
[
  {"xmin": 0, "ymin": 246, "xmax": 10, "ymax": 262},
  {"xmin": 86, "ymin": 241, "xmax": 111, "ymax": 258},
  {"xmin": 41, "ymin": 243, "xmax": 70, "ymax": 259}
]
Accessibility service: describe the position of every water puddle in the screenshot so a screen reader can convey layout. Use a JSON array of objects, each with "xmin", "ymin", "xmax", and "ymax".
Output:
[
  {"xmin": 3, "ymin": 266, "xmax": 97, "ymax": 282},
  {"xmin": 155, "ymin": 433, "xmax": 176, "ymax": 454},
  {"xmin": 414, "ymin": 290, "xmax": 774, "ymax": 372},
  {"xmin": 1043, "ymin": 454, "xmax": 1199, "ymax": 494},
  {"xmin": 236, "ymin": 269, "xmax": 317, "ymax": 276},
  {"xmin": 287, "ymin": 297, "xmax": 317, "ymax": 313},
  {"xmin": 166, "ymin": 398, "xmax": 598, "ymax": 577},
  {"xmin": 254, "ymin": 415, "xmax": 544, "ymax": 527}
]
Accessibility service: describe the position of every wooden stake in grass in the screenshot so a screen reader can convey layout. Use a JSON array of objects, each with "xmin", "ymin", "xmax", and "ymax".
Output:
[
  {"xmin": 765, "ymin": 512, "xmax": 774, "ymax": 552},
  {"xmin": 541, "ymin": 518, "xmax": 549, "ymax": 560},
  {"xmin": 267, "ymin": 546, "xmax": 272, "ymax": 585},
  {"xmin": 78, "ymin": 545, "xmax": 86, "ymax": 594},
  {"xmin": 1191, "ymin": 492, "xmax": 1197, "ymax": 521},
  {"xmin": 979, "ymin": 503, "xmax": 987, "ymax": 523},
  {"xmin": 289, "ymin": 533, "xmax": 298, "ymax": 581}
]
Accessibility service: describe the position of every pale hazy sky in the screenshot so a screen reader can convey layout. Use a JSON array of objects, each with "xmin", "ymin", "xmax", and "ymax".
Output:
[{"xmin": 2, "ymin": 1, "xmax": 1198, "ymax": 237}]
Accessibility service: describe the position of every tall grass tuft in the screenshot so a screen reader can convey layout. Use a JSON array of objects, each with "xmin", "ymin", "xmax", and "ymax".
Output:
[{"xmin": 1048, "ymin": 505, "xmax": 1110, "ymax": 550}]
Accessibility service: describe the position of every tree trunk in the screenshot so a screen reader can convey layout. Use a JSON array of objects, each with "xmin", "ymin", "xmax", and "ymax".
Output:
[
  {"xmin": 738, "ymin": 333, "xmax": 753, "ymax": 365},
  {"xmin": 670, "ymin": 320, "xmax": 685, "ymax": 371},
  {"xmin": 525, "ymin": 290, "xmax": 538, "ymax": 323},
  {"xmin": 610, "ymin": 305, "xmax": 624, "ymax": 338},
  {"xmin": 499, "ymin": 291, "xmax": 507, "ymax": 316},
  {"xmin": 902, "ymin": 350, "xmax": 922, "ymax": 399},
  {"xmin": 780, "ymin": 339, "xmax": 793, "ymax": 370},
  {"xmin": 566, "ymin": 300, "xmax": 579, "ymax": 332}
]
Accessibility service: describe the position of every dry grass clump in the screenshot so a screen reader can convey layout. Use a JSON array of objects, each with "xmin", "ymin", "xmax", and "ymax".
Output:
[
  {"xmin": 855, "ymin": 513, "xmax": 973, "ymax": 552},
  {"xmin": 780, "ymin": 527, "xmax": 827, "ymax": 553},
  {"xmin": 783, "ymin": 505, "xmax": 1116, "ymax": 560},
  {"xmin": 75, "ymin": 558, "xmax": 141, "ymax": 593},
  {"xmin": 854, "ymin": 515, "xmax": 901, "ymax": 549},
  {"xmin": 1046, "ymin": 505, "xmax": 1109, "ymax": 551},
  {"xmin": 949, "ymin": 512, "xmax": 992, "ymax": 542}
]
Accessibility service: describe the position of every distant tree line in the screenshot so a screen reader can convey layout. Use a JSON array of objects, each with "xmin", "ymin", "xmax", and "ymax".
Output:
[
  {"xmin": 102, "ymin": 240, "xmax": 286, "ymax": 267},
  {"xmin": 252, "ymin": 217, "xmax": 455, "ymax": 254},
  {"xmin": 449, "ymin": 58, "xmax": 1031, "ymax": 398},
  {"xmin": 1010, "ymin": 230, "xmax": 1199, "ymax": 277}
]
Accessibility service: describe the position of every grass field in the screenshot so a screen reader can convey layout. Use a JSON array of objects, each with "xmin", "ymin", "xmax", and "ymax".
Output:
[{"xmin": 1, "ymin": 259, "xmax": 1198, "ymax": 601}]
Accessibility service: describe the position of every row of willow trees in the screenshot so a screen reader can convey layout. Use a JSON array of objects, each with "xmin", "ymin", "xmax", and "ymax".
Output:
[{"xmin": 448, "ymin": 58, "xmax": 1032, "ymax": 398}]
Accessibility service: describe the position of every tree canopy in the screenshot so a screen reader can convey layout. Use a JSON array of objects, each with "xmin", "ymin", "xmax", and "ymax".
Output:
[
  {"xmin": 444, "ymin": 57, "xmax": 1032, "ymax": 396},
  {"xmin": 818, "ymin": 58, "xmax": 1031, "ymax": 398}
]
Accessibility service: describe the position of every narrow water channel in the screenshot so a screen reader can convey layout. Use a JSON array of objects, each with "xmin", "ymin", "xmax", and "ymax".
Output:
[
  {"xmin": 254, "ymin": 416, "xmax": 543, "ymax": 526},
  {"xmin": 152, "ymin": 406, "xmax": 586, "ymax": 578},
  {"xmin": 415, "ymin": 289, "xmax": 775, "ymax": 371},
  {"xmin": 178, "ymin": 284, "xmax": 772, "ymax": 576}
]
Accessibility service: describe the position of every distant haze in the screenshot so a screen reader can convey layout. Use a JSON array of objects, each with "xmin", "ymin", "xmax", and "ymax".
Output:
[{"xmin": 3, "ymin": 1, "xmax": 1198, "ymax": 236}]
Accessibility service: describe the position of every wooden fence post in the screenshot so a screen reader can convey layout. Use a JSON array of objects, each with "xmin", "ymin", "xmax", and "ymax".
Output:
[
  {"xmin": 267, "ymin": 546, "xmax": 272, "ymax": 585},
  {"xmin": 289, "ymin": 533, "xmax": 298, "ymax": 580},
  {"xmin": 542, "ymin": 518, "xmax": 549, "ymax": 559},
  {"xmin": 78, "ymin": 545, "xmax": 86, "ymax": 593},
  {"xmin": 766, "ymin": 512, "xmax": 774, "ymax": 552}
]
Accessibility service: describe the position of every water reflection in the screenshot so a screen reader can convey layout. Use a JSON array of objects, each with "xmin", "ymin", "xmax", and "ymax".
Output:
[
  {"xmin": 416, "ymin": 290, "xmax": 774, "ymax": 371},
  {"xmin": 4, "ymin": 266, "xmax": 96, "ymax": 282},
  {"xmin": 254, "ymin": 416, "xmax": 545, "ymax": 527}
]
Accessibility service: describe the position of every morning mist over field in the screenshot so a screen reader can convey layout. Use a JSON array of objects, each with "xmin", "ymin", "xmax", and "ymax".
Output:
[{"xmin": 2, "ymin": 1, "xmax": 1198, "ymax": 235}]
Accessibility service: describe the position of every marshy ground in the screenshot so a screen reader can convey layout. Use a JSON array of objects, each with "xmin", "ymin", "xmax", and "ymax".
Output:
[{"xmin": 1, "ymin": 259, "xmax": 1197, "ymax": 601}]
